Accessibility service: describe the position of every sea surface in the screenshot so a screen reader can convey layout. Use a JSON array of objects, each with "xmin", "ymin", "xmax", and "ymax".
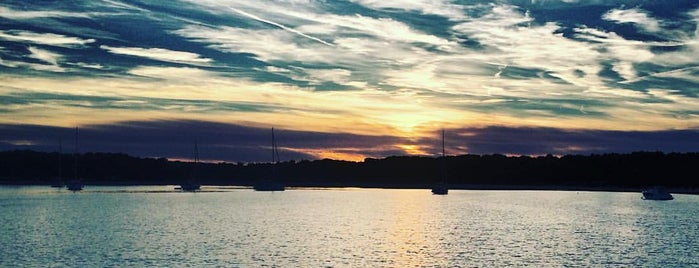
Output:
[{"xmin": 1, "ymin": 186, "xmax": 697, "ymax": 267}]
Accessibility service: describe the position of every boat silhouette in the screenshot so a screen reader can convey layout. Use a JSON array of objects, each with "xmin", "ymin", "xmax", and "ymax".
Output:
[
  {"xmin": 177, "ymin": 140, "xmax": 201, "ymax": 191},
  {"xmin": 432, "ymin": 129, "xmax": 448, "ymax": 195},
  {"xmin": 253, "ymin": 128, "xmax": 285, "ymax": 192},
  {"xmin": 66, "ymin": 127, "xmax": 83, "ymax": 191},
  {"xmin": 642, "ymin": 186, "xmax": 673, "ymax": 200}
]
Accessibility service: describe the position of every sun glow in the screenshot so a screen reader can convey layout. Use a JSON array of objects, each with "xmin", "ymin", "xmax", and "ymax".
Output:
[
  {"xmin": 396, "ymin": 144, "xmax": 429, "ymax": 155},
  {"xmin": 306, "ymin": 150, "xmax": 368, "ymax": 162}
]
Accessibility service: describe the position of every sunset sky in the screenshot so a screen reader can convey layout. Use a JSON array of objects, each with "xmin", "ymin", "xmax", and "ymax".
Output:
[{"xmin": 2, "ymin": 0, "xmax": 699, "ymax": 162}]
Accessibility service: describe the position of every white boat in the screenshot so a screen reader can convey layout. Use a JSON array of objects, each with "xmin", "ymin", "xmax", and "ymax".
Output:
[
  {"xmin": 178, "ymin": 141, "xmax": 201, "ymax": 191},
  {"xmin": 431, "ymin": 129, "xmax": 448, "ymax": 195},
  {"xmin": 642, "ymin": 187, "xmax": 673, "ymax": 200},
  {"xmin": 254, "ymin": 128, "xmax": 285, "ymax": 192}
]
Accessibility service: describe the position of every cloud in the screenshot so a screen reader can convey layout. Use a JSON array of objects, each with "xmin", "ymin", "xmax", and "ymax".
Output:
[
  {"xmin": 452, "ymin": 5, "xmax": 605, "ymax": 87},
  {"xmin": 448, "ymin": 126, "xmax": 699, "ymax": 156},
  {"xmin": 349, "ymin": 0, "xmax": 466, "ymax": 20},
  {"xmin": 28, "ymin": 46, "xmax": 61, "ymax": 65},
  {"xmin": 295, "ymin": 68, "xmax": 353, "ymax": 85},
  {"xmin": 0, "ymin": 121, "xmax": 409, "ymax": 162},
  {"xmin": 1, "ymin": 46, "xmax": 68, "ymax": 72},
  {"xmin": 3, "ymin": 122, "xmax": 699, "ymax": 162},
  {"xmin": 0, "ymin": 30, "xmax": 95, "ymax": 48},
  {"xmin": 127, "ymin": 66, "xmax": 214, "ymax": 80},
  {"xmin": 603, "ymin": 8, "xmax": 661, "ymax": 32},
  {"xmin": 100, "ymin": 45, "xmax": 213, "ymax": 65},
  {"xmin": 0, "ymin": 6, "xmax": 90, "ymax": 19}
]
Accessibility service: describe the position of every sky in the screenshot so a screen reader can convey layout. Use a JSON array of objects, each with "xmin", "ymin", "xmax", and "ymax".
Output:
[{"xmin": 1, "ymin": 0, "xmax": 699, "ymax": 163}]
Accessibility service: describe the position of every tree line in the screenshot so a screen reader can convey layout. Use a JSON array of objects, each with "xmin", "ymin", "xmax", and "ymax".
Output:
[{"xmin": 0, "ymin": 150, "xmax": 697, "ymax": 191}]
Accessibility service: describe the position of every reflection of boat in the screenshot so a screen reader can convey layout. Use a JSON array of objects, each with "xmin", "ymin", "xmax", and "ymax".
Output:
[
  {"xmin": 177, "ymin": 141, "xmax": 201, "ymax": 192},
  {"xmin": 254, "ymin": 128, "xmax": 285, "ymax": 192},
  {"xmin": 66, "ymin": 127, "xmax": 84, "ymax": 191},
  {"xmin": 642, "ymin": 187, "xmax": 673, "ymax": 200},
  {"xmin": 431, "ymin": 129, "xmax": 448, "ymax": 195}
]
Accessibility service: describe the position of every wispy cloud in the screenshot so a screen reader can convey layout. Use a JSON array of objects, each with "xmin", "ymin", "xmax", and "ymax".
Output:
[
  {"xmin": 100, "ymin": 45, "xmax": 212, "ymax": 65},
  {"xmin": 27, "ymin": 46, "xmax": 61, "ymax": 65},
  {"xmin": 603, "ymin": 8, "xmax": 661, "ymax": 32},
  {"xmin": 127, "ymin": 66, "xmax": 213, "ymax": 80},
  {"xmin": 0, "ymin": 30, "xmax": 95, "ymax": 48},
  {"xmin": 350, "ymin": 0, "xmax": 466, "ymax": 20},
  {"xmin": 0, "ymin": 6, "xmax": 90, "ymax": 19}
]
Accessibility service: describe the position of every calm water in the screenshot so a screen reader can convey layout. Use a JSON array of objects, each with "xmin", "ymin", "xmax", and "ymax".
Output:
[{"xmin": 1, "ymin": 186, "xmax": 697, "ymax": 267}]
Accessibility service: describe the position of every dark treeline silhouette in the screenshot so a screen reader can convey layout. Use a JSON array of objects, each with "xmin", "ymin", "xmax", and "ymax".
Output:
[{"xmin": 1, "ymin": 150, "xmax": 697, "ymax": 192}]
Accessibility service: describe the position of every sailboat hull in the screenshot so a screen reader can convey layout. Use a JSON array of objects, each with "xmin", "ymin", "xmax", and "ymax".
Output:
[
  {"xmin": 177, "ymin": 182, "xmax": 201, "ymax": 191},
  {"xmin": 431, "ymin": 186, "xmax": 448, "ymax": 195},
  {"xmin": 66, "ymin": 181, "xmax": 83, "ymax": 191},
  {"xmin": 253, "ymin": 181, "xmax": 285, "ymax": 191}
]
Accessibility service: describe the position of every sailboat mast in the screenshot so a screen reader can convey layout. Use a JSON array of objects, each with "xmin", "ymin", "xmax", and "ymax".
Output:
[
  {"xmin": 58, "ymin": 138, "xmax": 62, "ymax": 181},
  {"xmin": 272, "ymin": 128, "xmax": 280, "ymax": 164},
  {"xmin": 194, "ymin": 139, "xmax": 199, "ymax": 164},
  {"xmin": 442, "ymin": 129, "xmax": 445, "ymax": 158},
  {"xmin": 271, "ymin": 128, "xmax": 278, "ymax": 181},
  {"xmin": 441, "ymin": 129, "xmax": 446, "ymax": 184},
  {"xmin": 193, "ymin": 139, "xmax": 199, "ymax": 179},
  {"xmin": 73, "ymin": 127, "xmax": 78, "ymax": 180}
]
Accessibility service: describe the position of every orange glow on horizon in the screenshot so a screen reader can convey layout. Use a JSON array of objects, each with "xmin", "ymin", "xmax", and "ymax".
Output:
[
  {"xmin": 396, "ymin": 144, "xmax": 429, "ymax": 155},
  {"xmin": 301, "ymin": 149, "xmax": 368, "ymax": 162}
]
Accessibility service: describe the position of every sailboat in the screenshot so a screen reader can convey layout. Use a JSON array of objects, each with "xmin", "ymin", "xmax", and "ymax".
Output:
[
  {"xmin": 65, "ymin": 127, "xmax": 84, "ymax": 191},
  {"xmin": 253, "ymin": 128, "xmax": 285, "ymax": 191},
  {"xmin": 431, "ymin": 129, "xmax": 448, "ymax": 195},
  {"xmin": 177, "ymin": 140, "xmax": 201, "ymax": 191},
  {"xmin": 50, "ymin": 139, "xmax": 65, "ymax": 188}
]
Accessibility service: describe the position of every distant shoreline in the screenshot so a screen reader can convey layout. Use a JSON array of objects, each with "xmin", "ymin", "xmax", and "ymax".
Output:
[
  {"xmin": 3, "ymin": 182, "xmax": 698, "ymax": 195},
  {"xmin": 3, "ymin": 150, "xmax": 698, "ymax": 194}
]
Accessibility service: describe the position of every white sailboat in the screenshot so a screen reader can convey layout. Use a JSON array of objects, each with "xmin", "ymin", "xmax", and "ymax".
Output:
[
  {"xmin": 431, "ymin": 129, "xmax": 448, "ymax": 195},
  {"xmin": 253, "ymin": 128, "xmax": 285, "ymax": 191}
]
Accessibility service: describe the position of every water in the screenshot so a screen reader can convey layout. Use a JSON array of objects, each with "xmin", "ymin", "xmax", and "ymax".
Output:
[{"xmin": 1, "ymin": 186, "xmax": 697, "ymax": 267}]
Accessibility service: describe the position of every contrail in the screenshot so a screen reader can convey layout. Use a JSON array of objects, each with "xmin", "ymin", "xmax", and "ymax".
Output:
[{"xmin": 230, "ymin": 7, "xmax": 334, "ymax": 47}]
